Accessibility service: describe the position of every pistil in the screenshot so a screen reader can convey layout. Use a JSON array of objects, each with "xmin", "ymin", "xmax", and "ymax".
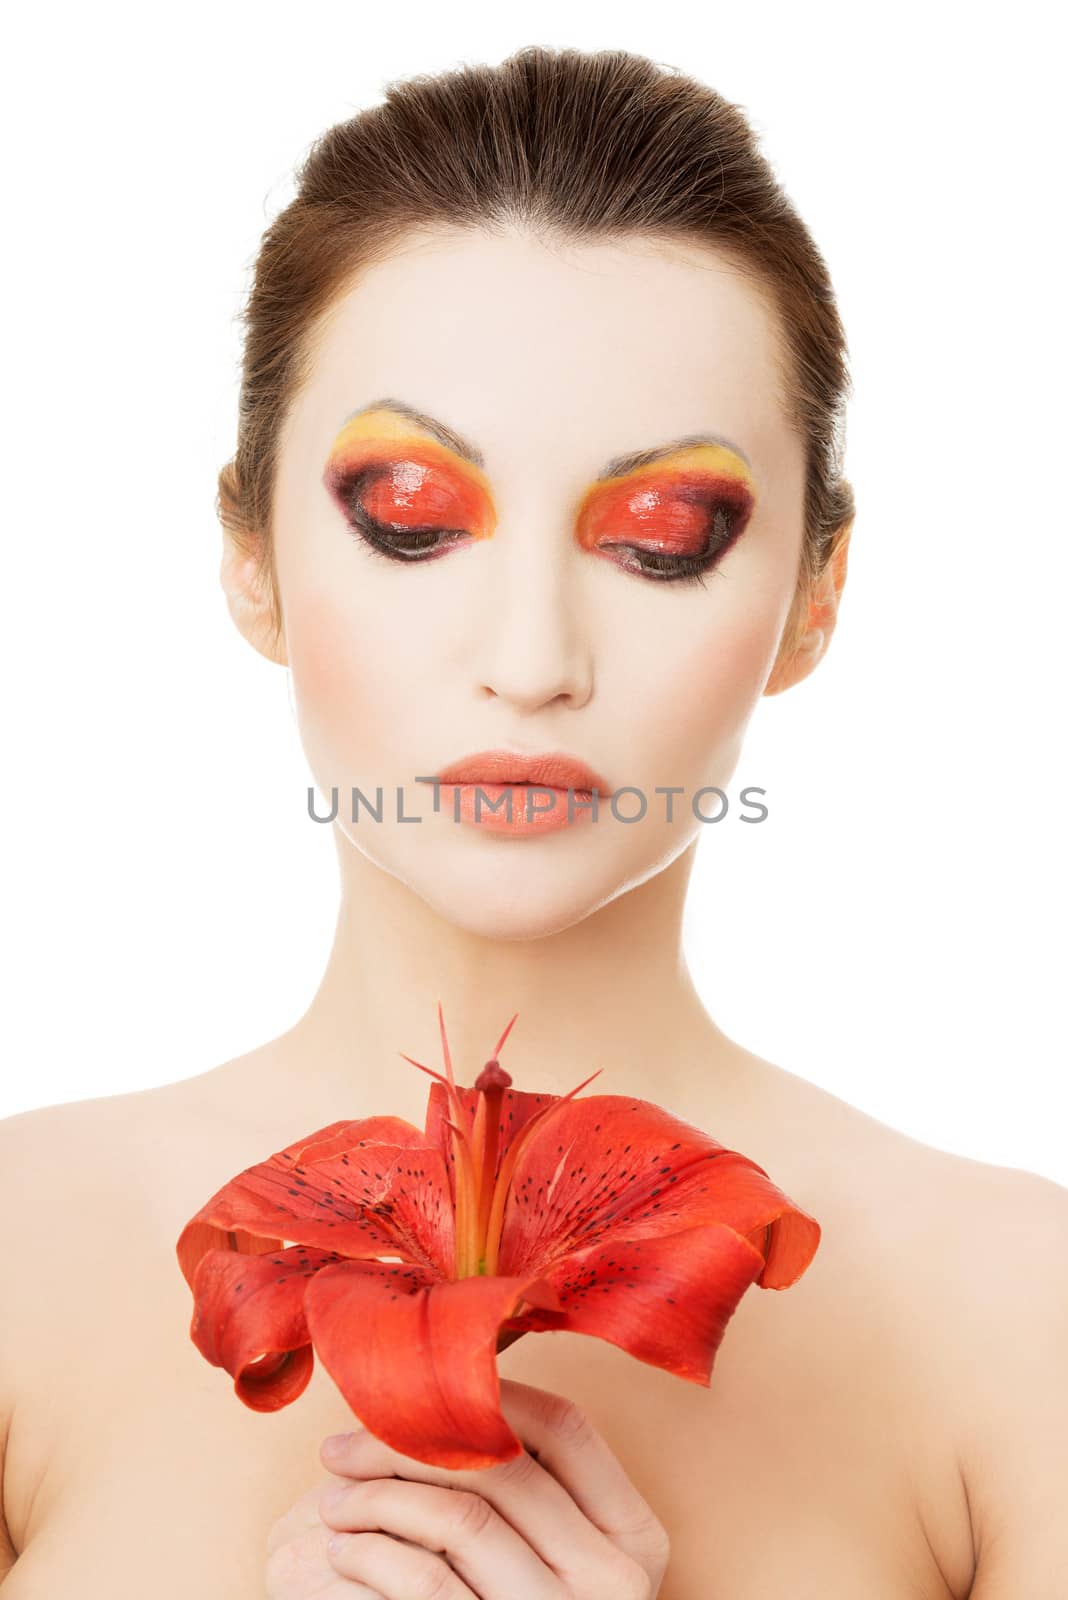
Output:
[
  {"xmin": 470, "ymin": 1057, "xmax": 512, "ymax": 1273},
  {"xmin": 400, "ymin": 1001, "xmax": 602, "ymax": 1280}
]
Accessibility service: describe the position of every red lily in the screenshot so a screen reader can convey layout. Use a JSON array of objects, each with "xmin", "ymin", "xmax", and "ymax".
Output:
[{"xmin": 177, "ymin": 1005, "xmax": 820, "ymax": 1469}]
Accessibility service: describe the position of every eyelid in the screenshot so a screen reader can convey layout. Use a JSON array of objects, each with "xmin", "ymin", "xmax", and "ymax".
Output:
[
  {"xmin": 323, "ymin": 430, "xmax": 757, "ymax": 550},
  {"xmin": 324, "ymin": 446, "xmax": 497, "ymax": 539},
  {"xmin": 576, "ymin": 464, "xmax": 755, "ymax": 554}
]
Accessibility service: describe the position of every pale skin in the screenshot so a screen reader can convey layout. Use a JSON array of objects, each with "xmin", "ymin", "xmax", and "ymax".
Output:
[{"xmin": 1, "ymin": 225, "xmax": 1066, "ymax": 1599}]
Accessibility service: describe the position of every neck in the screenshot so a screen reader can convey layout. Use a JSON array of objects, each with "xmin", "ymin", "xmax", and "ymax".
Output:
[{"xmin": 274, "ymin": 826, "xmax": 747, "ymax": 1125}]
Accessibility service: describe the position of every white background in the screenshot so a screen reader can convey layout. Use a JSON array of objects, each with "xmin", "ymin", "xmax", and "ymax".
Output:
[{"xmin": 2, "ymin": 3, "xmax": 1064, "ymax": 1183}]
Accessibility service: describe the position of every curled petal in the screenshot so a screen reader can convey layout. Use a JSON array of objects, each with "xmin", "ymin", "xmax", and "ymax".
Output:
[
  {"xmin": 186, "ymin": 1241, "xmax": 342, "ymax": 1410},
  {"xmin": 176, "ymin": 1220, "xmax": 283, "ymax": 1294},
  {"xmin": 303, "ymin": 1260, "xmax": 562, "ymax": 1469},
  {"xmin": 502, "ymin": 1224, "xmax": 769, "ymax": 1381},
  {"xmin": 533, "ymin": 1146, "xmax": 821, "ymax": 1290}
]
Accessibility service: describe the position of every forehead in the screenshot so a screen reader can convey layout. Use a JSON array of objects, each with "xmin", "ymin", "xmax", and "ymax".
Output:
[{"xmin": 292, "ymin": 225, "xmax": 791, "ymax": 480}]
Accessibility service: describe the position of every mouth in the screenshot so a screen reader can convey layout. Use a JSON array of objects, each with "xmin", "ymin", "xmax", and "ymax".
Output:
[
  {"xmin": 428, "ymin": 748, "xmax": 614, "ymax": 796},
  {"xmin": 417, "ymin": 748, "xmax": 614, "ymax": 836}
]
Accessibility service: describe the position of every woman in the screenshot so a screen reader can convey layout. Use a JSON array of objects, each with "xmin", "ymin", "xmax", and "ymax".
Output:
[{"xmin": 1, "ymin": 43, "xmax": 1065, "ymax": 1600}]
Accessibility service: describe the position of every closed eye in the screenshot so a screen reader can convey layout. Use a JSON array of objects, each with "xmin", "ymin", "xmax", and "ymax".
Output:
[{"xmin": 332, "ymin": 466, "xmax": 746, "ymax": 588}]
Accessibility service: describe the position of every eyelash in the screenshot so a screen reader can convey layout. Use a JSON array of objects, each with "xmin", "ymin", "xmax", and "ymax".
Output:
[{"xmin": 340, "ymin": 481, "xmax": 735, "ymax": 589}]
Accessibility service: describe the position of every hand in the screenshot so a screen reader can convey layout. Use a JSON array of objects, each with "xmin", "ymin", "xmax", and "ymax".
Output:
[{"xmin": 264, "ymin": 1378, "xmax": 670, "ymax": 1599}]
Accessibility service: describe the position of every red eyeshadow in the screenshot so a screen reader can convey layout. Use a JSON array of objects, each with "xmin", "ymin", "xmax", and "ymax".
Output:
[
  {"xmin": 325, "ymin": 439, "xmax": 495, "ymax": 536},
  {"xmin": 578, "ymin": 469, "xmax": 755, "ymax": 555}
]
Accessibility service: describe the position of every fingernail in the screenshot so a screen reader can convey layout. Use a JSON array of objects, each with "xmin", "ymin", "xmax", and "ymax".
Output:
[
  {"xmin": 323, "ymin": 1432, "xmax": 354, "ymax": 1455},
  {"xmin": 327, "ymin": 1531, "xmax": 350, "ymax": 1554}
]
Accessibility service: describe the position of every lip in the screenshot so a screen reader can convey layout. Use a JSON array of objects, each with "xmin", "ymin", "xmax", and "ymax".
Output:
[
  {"xmin": 420, "ymin": 748, "xmax": 613, "ymax": 835},
  {"xmin": 431, "ymin": 748, "xmax": 613, "ymax": 795}
]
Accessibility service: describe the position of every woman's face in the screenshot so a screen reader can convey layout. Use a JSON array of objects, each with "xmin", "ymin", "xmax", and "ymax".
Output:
[{"xmin": 265, "ymin": 226, "xmax": 809, "ymax": 938}]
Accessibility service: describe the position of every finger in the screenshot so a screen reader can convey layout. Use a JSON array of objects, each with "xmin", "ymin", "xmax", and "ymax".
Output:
[
  {"xmin": 327, "ymin": 1530, "xmax": 479, "ymax": 1598},
  {"xmin": 264, "ymin": 1518, "xmax": 384, "ymax": 1599},
  {"xmin": 321, "ymin": 1426, "xmax": 609, "ymax": 1581},
  {"xmin": 267, "ymin": 1479, "xmax": 343, "ymax": 1556},
  {"xmin": 319, "ymin": 1477, "xmax": 558, "ymax": 1598},
  {"xmin": 497, "ymin": 1380, "xmax": 668, "ymax": 1561}
]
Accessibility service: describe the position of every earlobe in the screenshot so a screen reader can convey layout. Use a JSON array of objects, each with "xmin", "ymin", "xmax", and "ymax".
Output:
[{"xmin": 219, "ymin": 536, "xmax": 288, "ymax": 666}]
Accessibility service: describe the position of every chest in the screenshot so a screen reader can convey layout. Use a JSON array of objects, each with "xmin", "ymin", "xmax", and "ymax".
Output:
[
  {"xmin": 501, "ymin": 1285, "xmax": 962, "ymax": 1598},
  {"xmin": 12, "ymin": 1229, "xmax": 966, "ymax": 1600}
]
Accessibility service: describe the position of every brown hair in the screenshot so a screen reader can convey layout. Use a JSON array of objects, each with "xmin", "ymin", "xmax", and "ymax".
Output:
[{"xmin": 218, "ymin": 44, "xmax": 854, "ymax": 657}]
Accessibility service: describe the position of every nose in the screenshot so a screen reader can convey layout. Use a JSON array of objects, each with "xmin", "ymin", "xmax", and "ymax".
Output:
[{"xmin": 470, "ymin": 525, "xmax": 594, "ymax": 713}]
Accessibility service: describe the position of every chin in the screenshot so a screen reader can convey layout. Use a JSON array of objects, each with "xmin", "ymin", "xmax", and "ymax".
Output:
[{"xmin": 351, "ymin": 823, "xmax": 695, "ymax": 940}]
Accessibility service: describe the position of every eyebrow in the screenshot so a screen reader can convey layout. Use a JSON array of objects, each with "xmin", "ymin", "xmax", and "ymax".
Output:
[{"xmin": 340, "ymin": 396, "xmax": 753, "ymax": 480}]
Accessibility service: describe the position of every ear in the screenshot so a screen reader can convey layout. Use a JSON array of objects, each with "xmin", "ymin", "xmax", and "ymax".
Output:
[
  {"xmin": 219, "ymin": 531, "xmax": 288, "ymax": 666},
  {"xmin": 764, "ymin": 524, "xmax": 851, "ymax": 696}
]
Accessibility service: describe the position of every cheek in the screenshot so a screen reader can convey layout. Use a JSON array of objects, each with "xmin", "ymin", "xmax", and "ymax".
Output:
[
  {"xmin": 701, "ymin": 606, "xmax": 784, "ymax": 721},
  {"xmin": 635, "ymin": 603, "xmax": 785, "ymax": 779},
  {"xmin": 284, "ymin": 587, "xmax": 399, "ymax": 774}
]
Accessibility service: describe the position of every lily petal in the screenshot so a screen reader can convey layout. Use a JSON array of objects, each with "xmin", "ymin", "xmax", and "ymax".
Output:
[
  {"xmin": 178, "ymin": 1022, "xmax": 824, "ymax": 1473},
  {"xmin": 500, "ymin": 1224, "xmax": 770, "ymax": 1381},
  {"xmin": 288, "ymin": 1115, "xmax": 430, "ymax": 1164},
  {"xmin": 186, "ymin": 1240, "xmax": 342, "ymax": 1410},
  {"xmin": 495, "ymin": 1093, "xmax": 820, "ymax": 1287},
  {"xmin": 303, "ymin": 1260, "xmax": 563, "ymax": 1469},
  {"xmin": 618, "ymin": 1153, "xmax": 822, "ymax": 1288},
  {"xmin": 177, "ymin": 1130, "xmax": 454, "ymax": 1290}
]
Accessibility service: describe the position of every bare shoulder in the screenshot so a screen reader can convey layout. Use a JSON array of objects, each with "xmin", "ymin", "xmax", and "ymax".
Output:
[
  {"xmin": 722, "ymin": 1052, "xmax": 1068, "ymax": 1595},
  {"xmin": 0, "ymin": 1078, "xmax": 227, "ymax": 1257},
  {"xmin": 760, "ymin": 1057, "xmax": 1068, "ymax": 1339},
  {"xmin": 0, "ymin": 1053, "xmax": 289, "ymax": 1341},
  {"xmin": 0, "ymin": 1096, "xmax": 134, "ymax": 1575},
  {"xmin": 0, "ymin": 1067, "xmax": 280, "ymax": 1564},
  {"xmin": 0, "ymin": 1093, "xmax": 140, "ymax": 1342},
  {"xmin": 0, "ymin": 1067, "xmax": 358, "ymax": 1598},
  {"xmin": 0, "ymin": 1087, "xmax": 187, "ymax": 1412},
  {"xmin": 0, "ymin": 1040, "xmax": 296, "ymax": 1224},
  {"xmin": 819, "ymin": 1078, "xmax": 1068, "ymax": 1593},
  {"xmin": 914, "ymin": 1147, "xmax": 1068, "ymax": 1595}
]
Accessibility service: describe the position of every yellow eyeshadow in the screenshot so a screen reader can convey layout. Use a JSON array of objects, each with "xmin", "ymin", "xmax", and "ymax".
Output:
[
  {"xmin": 595, "ymin": 440, "xmax": 756, "ymax": 495},
  {"xmin": 325, "ymin": 416, "xmax": 756, "ymax": 522}
]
